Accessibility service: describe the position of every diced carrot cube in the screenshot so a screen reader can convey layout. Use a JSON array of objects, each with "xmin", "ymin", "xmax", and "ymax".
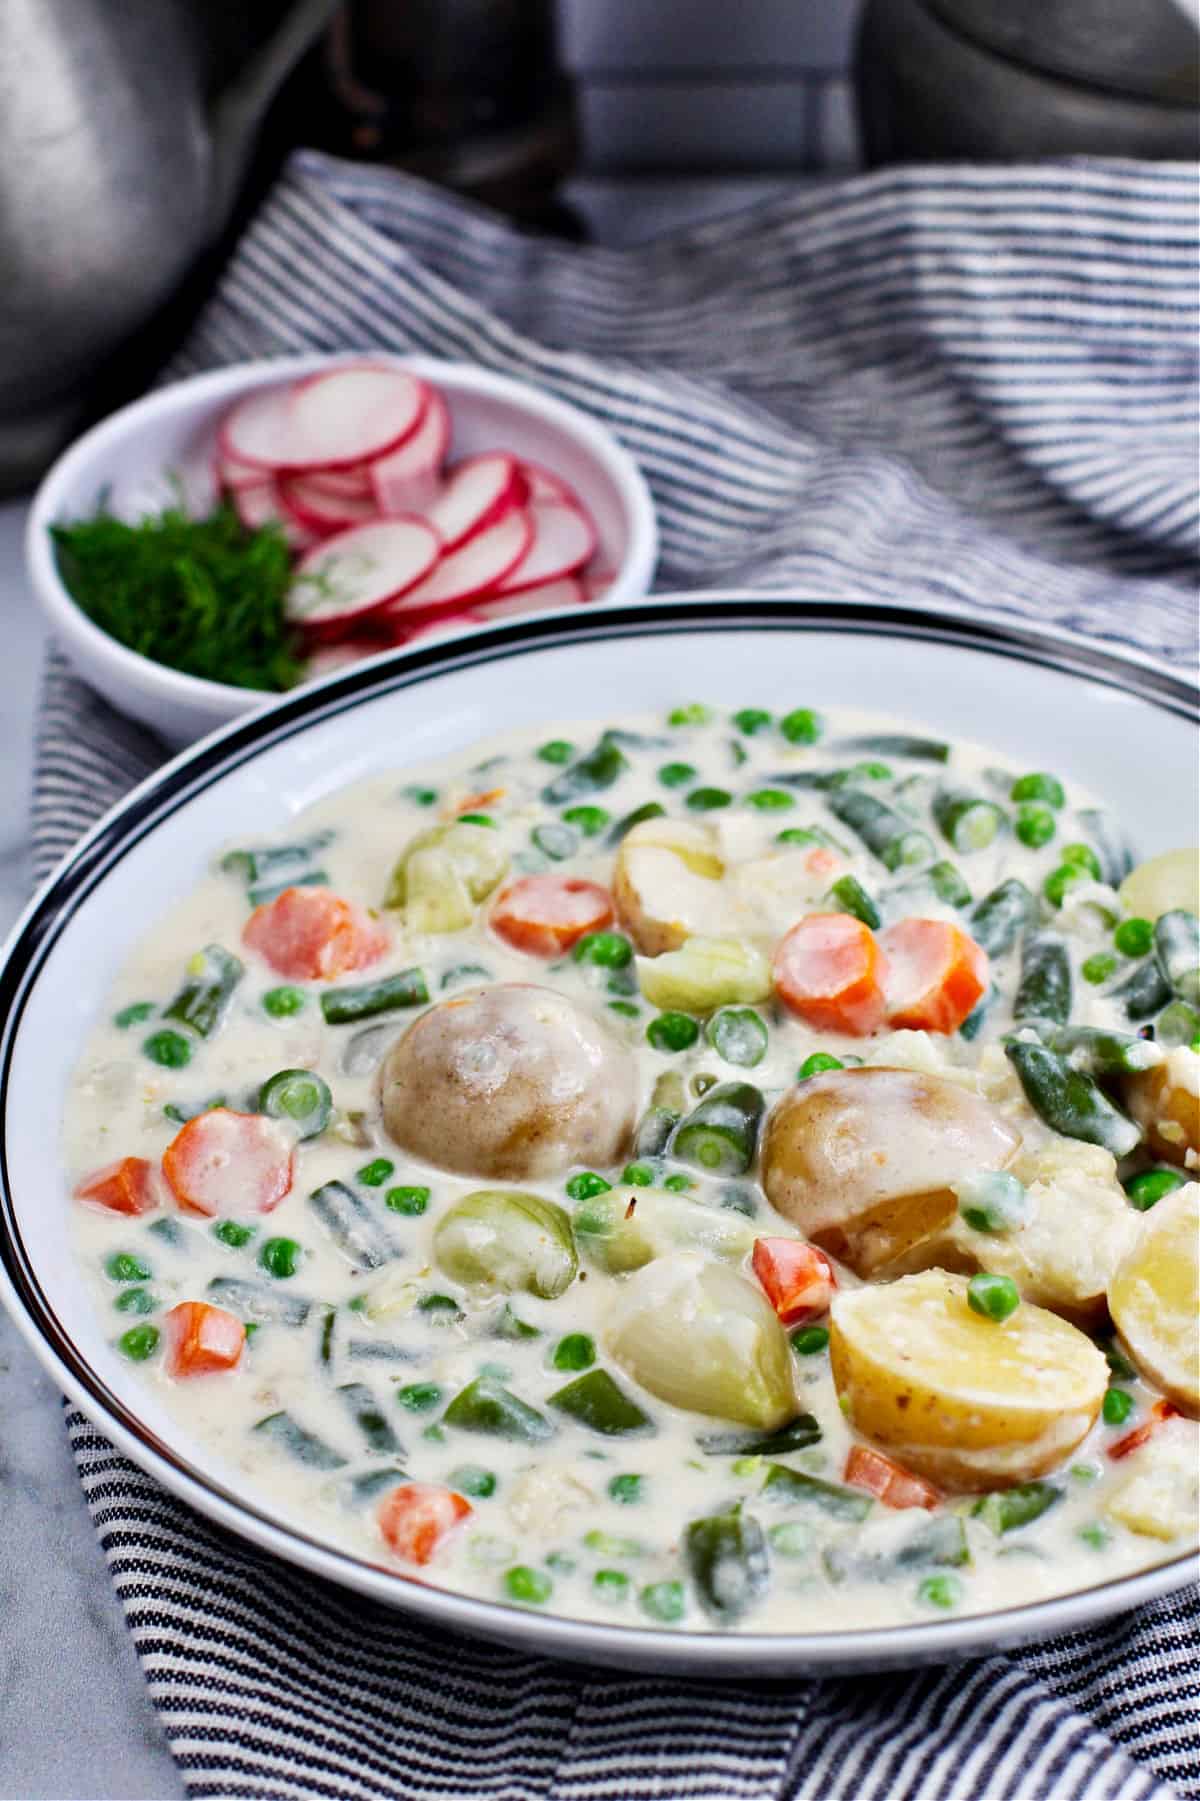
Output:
[
  {"xmin": 844, "ymin": 1445, "xmax": 940, "ymax": 1510},
  {"xmin": 751, "ymin": 1236, "xmax": 836, "ymax": 1325},
  {"xmin": 162, "ymin": 1301, "xmax": 245, "ymax": 1377},
  {"xmin": 378, "ymin": 1482, "xmax": 472, "ymax": 1565},
  {"xmin": 74, "ymin": 1157, "xmax": 158, "ymax": 1216}
]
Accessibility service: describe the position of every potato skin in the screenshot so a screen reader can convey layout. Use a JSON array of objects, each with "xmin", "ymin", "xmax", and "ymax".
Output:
[
  {"xmin": 379, "ymin": 983, "xmax": 637, "ymax": 1179},
  {"xmin": 761, "ymin": 1067, "xmax": 1022, "ymax": 1275},
  {"xmin": 1124, "ymin": 1048, "xmax": 1200, "ymax": 1167}
]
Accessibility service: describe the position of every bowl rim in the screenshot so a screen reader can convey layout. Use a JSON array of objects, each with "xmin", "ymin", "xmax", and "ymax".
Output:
[
  {"xmin": 25, "ymin": 351, "xmax": 659, "ymax": 713},
  {"xmin": 1, "ymin": 594, "xmax": 1196, "ymax": 1676}
]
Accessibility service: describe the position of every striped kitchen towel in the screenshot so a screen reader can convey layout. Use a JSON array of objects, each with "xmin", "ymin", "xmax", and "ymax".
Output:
[{"xmin": 34, "ymin": 151, "xmax": 1199, "ymax": 1800}]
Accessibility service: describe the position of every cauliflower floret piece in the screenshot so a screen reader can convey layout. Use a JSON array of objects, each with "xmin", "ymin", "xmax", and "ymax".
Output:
[{"xmin": 506, "ymin": 1464, "xmax": 594, "ymax": 1533}]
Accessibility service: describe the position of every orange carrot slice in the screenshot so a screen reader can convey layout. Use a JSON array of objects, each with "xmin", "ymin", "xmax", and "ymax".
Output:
[
  {"xmin": 1107, "ymin": 1398, "xmax": 1178, "ymax": 1461},
  {"xmin": 844, "ymin": 1445, "xmax": 940, "ymax": 1510},
  {"xmin": 73, "ymin": 1156, "xmax": 158, "ymax": 1216},
  {"xmin": 879, "ymin": 918, "xmax": 989, "ymax": 1034},
  {"xmin": 490, "ymin": 875, "xmax": 615, "ymax": 957},
  {"xmin": 162, "ymin": 1108, "xmax": 293, "ymax": 1217},
  {"xmin": 378, "ymin": 1482, "xmax": 472, "ymax": 1565},
  {"xmin": 243, "ymin": 886, "xmax": 389, "ymax": 981},
  {"xmin": 751, "ymin": 1236, "xmax": 836, "ymax": 1325},
  {"xmin": 772, "ymin": 912, "xmax": 889, "ymax": 1035},
  {"xmin": 162, "ymin": 1301, "xmax": 245, "ymax": 1377}
]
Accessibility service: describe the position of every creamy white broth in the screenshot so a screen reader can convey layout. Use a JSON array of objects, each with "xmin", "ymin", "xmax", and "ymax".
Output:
[{"xmin": 67, "ymin": 705, "xmax": 1199, "ymax": 1632}]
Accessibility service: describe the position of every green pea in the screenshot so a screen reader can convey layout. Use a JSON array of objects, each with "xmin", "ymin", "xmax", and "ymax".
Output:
[
  {"xmin": 1078, "ymin": 1522, "xmax": 1110, "ymax": 1550},
  {"xmin": 397, "ymin": 1382, "xmax": 442, "ymax": 1412},
  {"xmin": 917, "ymin": 1574, "xmax": 962, "ymax": 1610},
  {"xmin": 117, "ymin": 1324, "xmax": 160, "ymax": 1361},
  {"xmin": 538, "ymin": 740, "xmax": 574, "ymax": 765},
  {"xmin": 573, "ymin": 930, "xmax": 633, "ymax": 969},
  {"xmin": 663, "ymin": 1173, "xmax": 694, "ymax": 1192},
  {"xmin": 647, "ymin": 1012, "xmax": 700, "ymax": 1053},
  {"xmin": 563, "ymin": 804, "xmax": 610, "ymax": 836},
  {"xmin": 422, "ymin": 1424, "xmax": 446, "ymax": 1444},
  {"xmin": 457, "ymin": 813, "xmax": 495, "ymax": 829},
  {"xmin": 1043, "ymin": 864, "xmax": 1089, "ymax": 909},
  {"xmin": 608, "ymin": 1473, "xmax": 644, "ymax": 1505},
  {"xmin": 404, "ymin": 786, "xmax": 438, "ymax": 807},
  {"xmin": 357, "ymin": 1158, "xmax": 394, "ymax": 1188},
  {"xmin": 114, "ymin": 1286, "xmax": 157, "ymax": 1315},
  {"xmin": 745, "ymin": 788, "xmax": 794, "ymax": 812},
  {"xmin": 213, "ymin": 1220, "xmax": 255, "ymax": 1247},
  {"xmin": 686, "ymin": 787, "xmax": 732, "ymax": 812},
  {"xmin": 956, "ymin": 1171, "xmax": 1028, "ymax": 1235},
  {"xmin": 1061, "ymin": 843, "xmax": 1102, "ymax": 880},
  {"xmin": 593, "ymin": 1568, "xmax": 630, "ymax": 1600},
  {"xmin": 658, "ymin": 762, "xmax": 697, "ymax": 789},
  {"xmin": 385, "ymin": 1184, "xmax": 430, "ymax": 1215},
  {"xmin": 1124, "ymin": 1166, "xmax": 1186, "ymax": 1212},
  {"xmin": 113, "ymin": 1001, "xmax": 155, "ymax": 1029},
  {"xmin": 733, "ymin": 708, "xmax": 772, "ymax": 736},
  {"xmin": 706, "ymin": 1007, "xmax": 768, "ymax": 1069},
  {"xmin": 967, "ymin": 1272, "xmax": 1021, "ymax": 1322},
  {"xmin": 451, "ymin": 1465, "xmax": 497, "ymax": 1498},
  {"xmin": 622, "ymin": 1162, "xmax": 655, "ymax": 1186},
  {"xmin": 775, "ymin": 828, "xmax": 820, "ymax": 847},
  {"xmin": 668, "ymin": 704, "xmax": 711, "ymax": 727},
  {"xmin": 1010, "ymin": 772, "xmax": 1065, "ymax": 809},
  {"xmin": 846, "ymin": 760, "xmax": 892, "ymax": 782},
  {"xmin": 1102, "ymin": 1388, "xmax": 1134, "ymax": 1427},
  {"xmin": 1114, "ymin": 917, "xmax": 1154, "ymax": 958},
  {"xmin": 1015, "ymin": 806, "xmax": 1056, "ymax": 850},
  {"xmin": 142, "ymin": 1029, "xmax": 192, "ymax": 1069},
  {"xmin": 504, "ymin": 1565, "xmax": 552, "ymax": 1604},
  {"xmin": 608, "ymin": 1001, "xmax": 640, "ymax": 1019},
  {"xmin": 583, "ymin": 1529, "xmax": 644, "ymax": 1558},
  {"xmin": 259, "ymin": 1237, "xmax": 302, "ymax": 1279},
  {"xmin": 640, "ymin": 1580, "xmax": 685, "ymax": 1623},
  {"xmin": 565, "ymin": 1170, "xmax": 612, "ymax": 1201},
  {"xmin": 790, "ymin": 1325, "xmax": 830, "ymax": 1356},
  {"xmin": 262, "ymin": 985, "xmax": 305, "ymax": 1018},
  {"xmin": 552, "ymin": 1333, "xmax": 596, "ymax": 1372},
  {"xmin": 780, "ymin": 708, "xmax": 822, "ymax": 745},
  {"xmin": 419, "ymin": 1293, "xmax": 463, "ymax": 1322},
  {"xmin": 1082, "ymin": 952, "xmax": 1118, "ymax": 985},
  {"xmin": 105, "ymin": 1251, "xmax": 152, "ymax": 1283},
  {"xmin": 799, "ymin": 1052, "xmax": 843, "ymax": 1079}
]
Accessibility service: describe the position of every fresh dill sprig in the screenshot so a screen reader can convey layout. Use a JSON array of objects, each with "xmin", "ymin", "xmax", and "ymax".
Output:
[{"xmin": 51, "ymin": 501, "xmax": 302, "ymax": 692}]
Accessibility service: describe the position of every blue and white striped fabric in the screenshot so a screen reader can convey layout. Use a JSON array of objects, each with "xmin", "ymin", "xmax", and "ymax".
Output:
[{"xmin": 35, "ymin": 151, "xmax": 1199, "ymax": 1800}]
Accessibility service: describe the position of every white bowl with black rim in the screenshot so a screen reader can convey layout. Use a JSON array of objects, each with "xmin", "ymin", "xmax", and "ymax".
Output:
[
  {"xmin": 0, "ymin": 596, "xmax": 1195, "ymax": 1677},
  {"xmin": 26, "ymin": 355, "xmax": 658, "ymax": 746}
]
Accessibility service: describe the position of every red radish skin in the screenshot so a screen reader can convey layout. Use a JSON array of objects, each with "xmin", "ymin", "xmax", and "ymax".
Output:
[
  {"xmin": 473, "ymin": 578, "xmax": 585, "ymax": 620},
  {"xmin": 280, "ymin": 475, "xmax": 380, "ymax": 536},
  {"xmin": 234, "ymin": 480, "xmax": 319, "ymax": 552},
  {"xmin": 494, "ymin": 500, "xmax": 596, "ymax": 595},
  {"xmin": 218, "ymin": 383, "xmax": 300, "ymax": 472},
  {"xmin": 283, "ymin": 364, "xmax": 430, "ymax": 470},
  {"xmin": 215, "ymin": 448, "xmax": 267, "ymax": 492},
  {"xmin": 286, "ymin": 518, "xmax": 442, "ymax": 633},
  {"xmin": 385, "ymin": 507, "xmax": 532, "ymax": 622},
  {"xmin": 371, "ymin": 389, "xmax": 450, "ymax": 518},
  {"xmin": 520, "ymin": 461, "xmax": 582, "ymax": 508},
  {"xmin": 303, "ymin": 464, "xmax": 375, "ymax": 500},
  {"xmin": 162, "ymin": 1109, "xmax": 294, "ymax": 1218},
  {"xmin": 427, "ymin": 453, "xmax": 522, "ymax": 551}
]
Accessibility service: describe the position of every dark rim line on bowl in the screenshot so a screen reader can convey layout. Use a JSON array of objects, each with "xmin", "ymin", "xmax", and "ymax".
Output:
[{"xmin": 0, "ymin": 597, "xmax": 1196, "ymax": 1666}]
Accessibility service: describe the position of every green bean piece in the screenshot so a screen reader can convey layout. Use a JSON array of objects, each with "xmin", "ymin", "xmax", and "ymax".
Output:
[
  {"xmin": 308, "ymin": 1181, "xmax": 397, "ymax": 1270},
  {"xmin": 248, "ymin": 871, "xmax": 331, "ymax": 908},
  {"xmin": 258, "ymin": 1068, "xmax": 332, "ymax": 1139},
  {"xmin": 696, "ymin": 1414, "xmax": 822, "ymax": 1457},
  {"xmin": 634, "ymin": 1105, "xmax": 679, "ymax": 1160},
  {"xmin": 105, "ymin": 1251, "xmax": 153, "ymax": 1283},
  {"xmin": 449, "ymin": 1465, "xmax": 496, "ymax": 1499},
  {"xmin": 117, "ymin": 1324, "xmax": 160, "ymax": 1361},
  {"xmin": 1081, "ymin": 952, "xmax": 1118, "ymax": 986},
  {"xmin": 1124, "ymin": 1166, "xmax": 1186, "ymax": 1211},
  {"xmin": 434, "ymin": 1189, "xmax": 577, "ymax": 1300},
  {"xmin": 532, "ymin": 822, "xmax": 578, "ymax": 861},
  {"xmin": 762, "ymin": 1464, "xmax": 873, "ymax": 1520},
  {"xmin": 552, "ymin": 1333, "xmax": 596, "ymax": 1372},
  {"xmin": 1154, "ymin": 910, "xmax": 1200, "ymax": 1006},
  {"xmin": 1111, "ymin": 956, "xmax": 1173, "ymax": 1022},
  {"xmin": 606, "ymin": 801, "xmax": 667, "ymax": 845},
  {"xmin": 1014, "ymin": 933, "xmax": 1072, "ymax": 1024},
  {"xmin": 456, "ymin": 814, "xmax": 495, "ymax": 830},
  {"xmin": 824, "ymin": 1517, "xmax": 969, "ymax": 1584},
  {"xmin": 928, "ymin": 862, "xmax": 972, "ymax": 909},
  {"xmin": 1076, "ymin": 808, "xmax": 1133, "ymax": 887},
  {"xmin": 825, "ymin": 786, "xmax": 932, "ymax": 872},
  {"xmin": 319, "ymin": 968, "xmax": 428, "ymax": 1025},
  {"xmin": 336, "ymin": 1381, "xmax": 402, "ymax": 1456},
  {"xmin": 685, "ymin": 1504, "xmax": 768, "ymax": 1623},
  {"xmin": 671, "ymin": 1081, "xmax": 764, "ymax": 1176},
  {"xmin": 973, "ymin": 1483, "xmax": 1062, "ymax": 1535},
  {"xmin": 1157, "ymin": 1000, "xmax": 1200, "ymax": 1049},
  {"xmin": 1005, "ymin": 1041, "xmax": 1141, "ymax": 1157},
  {"xmin": 828, "ymin": 874, "xmax": 881, "ymax": 929},
  {"xmin": 114, "ymin": 1001, "xmax": 155, "ymax": 1029},
  {"xmin": 221, "ymin": 831, "xmax": 335, "ymax": 885},
  {"xmin": 1014, "ymin": 1021, "xmax": 1160, "ymax": 1077},
  {"xmin": 1015, "ymin": 806, "xmax": 1056, "ymax": 850},
  {"xmin": 562, "ymin": 804, "xmax": 610, "ymax": 837},
  {"xmin": 442, "ymin": 1375, "xmax": 554, "ymax": 1443},
  {"xmin": 253, "ymin": 1410, "xmax": 346, "ymax": 1469},
  {"xmin": 441, "ymin": 964, "xmax": 492, "ymax": 992},
  {"xmin": 207, "ymin": 1276, "xmax": 312, "ymax": 1326},
  {"xmin": 969, "ymin": 879, "xmax": 1034, "ymax": 958},
  {"xmin": 385, "ymin": 1184, "xmax": 430, "ymax": 1215},
  {"xmin": 549, "ymin": 1369, "xmax": 654, "ymax": 1436},
  {"xmin": 396, "ymin": 1382, "xmax": 442, "ymax": 1412},
  {"xmin": 836, "ymin": 734, "xmax": 949, "ymax": 763},
  {"xmin": 142, "ymin": 1028, "xmax": 193, "ymax": 1069},
  {"xmin": 1010, "ymin": 772, "xmax": 1064, "ymax": 810},
  {"xmin": 799, "ymin": 1052, "xmax": 844, "ymax": 1078},
  {"xmin": 608, "ymin": 1473, "xmax": 644, "ymax": 1505},
  {"xmin": 706, "ymin": 1007, "xmax": 769, "ymax": 1069},
  {"xmin": 647, "ymin": 1011, "xmax": 700, "ymax": 1053},
  {"xmin": 147, "ymin": 1217, "xmax": 185, "ymax": 1248},
  {"xmin": 490, "ymin": 1303, "xmax": 541, "ymax": 1342},
  {"xmin": 780, "ymin": 708, "xmax": 822, "ymax": 744},
  {"xmin": 163, "ymin": 944, "xmax": 243, "ymax": 1039},
  {"xmin": 933, "ymin": 789, "xmax": 1006, "ymax": 854},
  {"xmin": 114, "ymin": 1287, "xmax": 158, "ymax": 1316},
  {"xmin": 1043, "ymin": 864, "xmax": 1089, "ymax": 910},
  {"xmin": 541, "ymin": 737, "xmax": 628, "ymax": 805}
]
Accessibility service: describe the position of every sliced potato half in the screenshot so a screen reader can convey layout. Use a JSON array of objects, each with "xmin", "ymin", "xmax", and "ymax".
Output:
[
  {"xmin": 1124, "ymin": 1048, "xmax": 1200, "ymax": 1168},
  {"xmin": 1119, "ymin": 848, "xmax": 1199, "ymax": 921},
  {"xmin": 613, "ymin": 819, "xmax": 733, "ymax": 955},
  {"xmin": 829, "ymin": 1269, "xmax": 1108, "ymax": 1489},
  {"xmin": 1108, "ymin": 1182, "xmax": 1199, "ymax": 1417}
]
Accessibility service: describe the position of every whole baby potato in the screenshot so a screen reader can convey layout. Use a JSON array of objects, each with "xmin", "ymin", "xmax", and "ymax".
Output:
[
  {"xmin": 379, "ymin": 983, "xmax": 637, "ymax": 1179},
  {"xmin": 761, "ymin": 1066, "xmax": 1021, "ymax": 1275}
]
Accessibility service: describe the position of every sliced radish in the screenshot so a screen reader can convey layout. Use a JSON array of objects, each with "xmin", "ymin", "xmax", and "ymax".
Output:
[
  {"xmin": 580, "ymin": 568, "xmax": 616, "ymax": 603},
  {"xmin": 371, "ymin": 389, "xmax": 450, "ymax": 518},
  {"xmin": 219, "ymin": 382, "xmax": 298, "ymax": 471},
  {"xmin": 285, "ymin": 363, "xmax": 429, "ymax": 471},
  {"xmin": 303, "ymin": 463, "xmax": 376, "ymax": 500},
  {"xmin": 280, "ymin": 474, "xmax": 380, "ymax": 536},
  {"xmin": 385, "ymin": 507, "xmax": 532, "ymax": 621},
  {"xmin": 302, "ymin": 640, "xmax": 388, "ymax": 682},
  {"xmin": 520, "ymin": 460, "xmax": 582, "ymax": 509},
  {"xmin": 215, "ymin": 447, "xmax": 267, "ymax": 492},
  {"xmin": 426, "ymin": 453, "xmax": 522, "ymax": 552},
  {"xmin": 286, "ymin": 517, "xmax": 442, "ymax": 632},
  {"xmin": 494, "ymin": 500, "xmax": 596, "ymax": 595},
  {"xmin": 235, "ymin": 480, "xmax": 318, "ymax": 552},
  {"xmin": 473, "ymin": 578, "xmax": 585, "ymax": 620}
]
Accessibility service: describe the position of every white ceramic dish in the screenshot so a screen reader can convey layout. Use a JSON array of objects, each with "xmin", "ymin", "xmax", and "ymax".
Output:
[
  {"xmin": 26, "ymin": 355, "xmax": 658, "ymax": 746},
  {"xmin": 1, "ymin": 596, "xmax": 1195, "ymax": 1678}
]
